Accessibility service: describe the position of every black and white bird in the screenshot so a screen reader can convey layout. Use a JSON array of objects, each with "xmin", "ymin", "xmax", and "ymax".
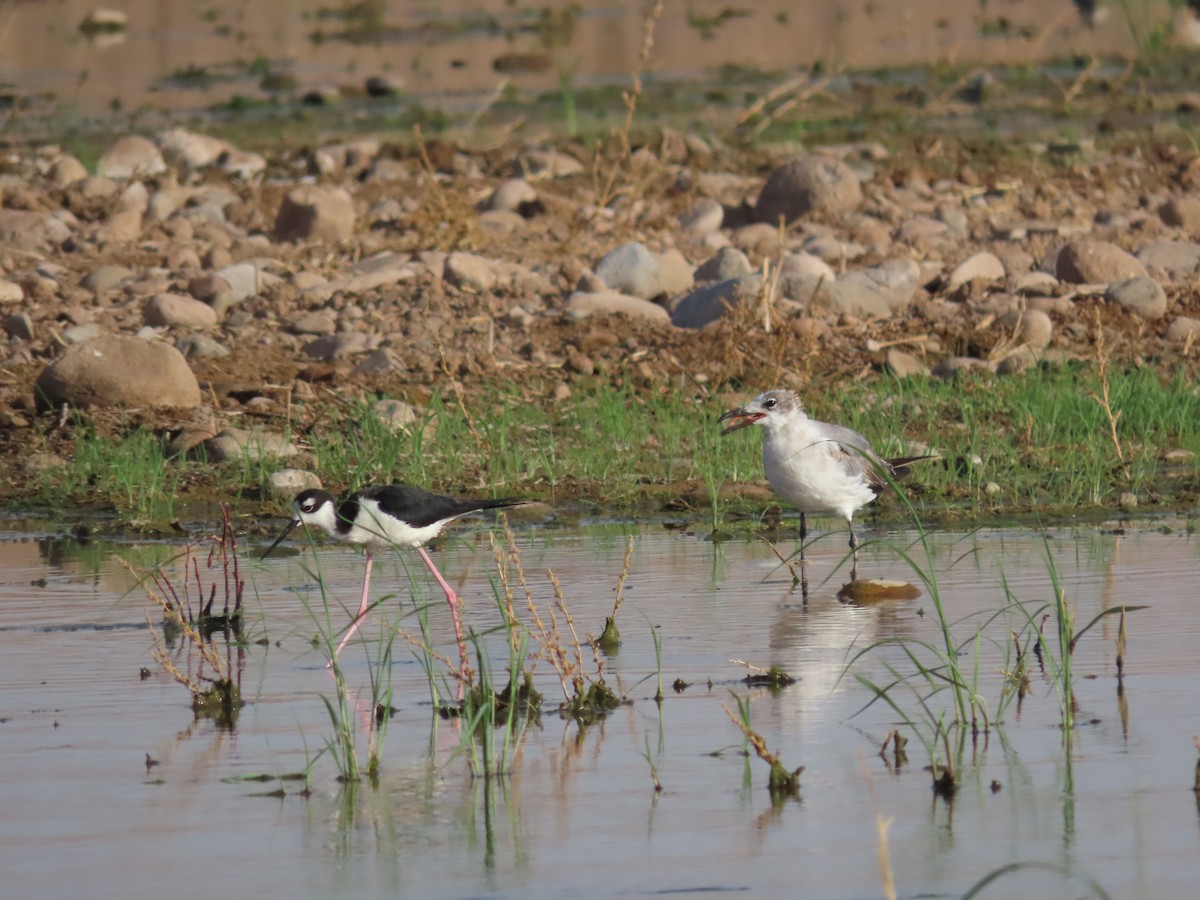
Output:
[
  {"xmin": 718, "ymin": 389, "xmax": 931, "ymax": 562},
  {"xmin": 262, "ymin": 485, "xmax": 529, "ymax": 664}
]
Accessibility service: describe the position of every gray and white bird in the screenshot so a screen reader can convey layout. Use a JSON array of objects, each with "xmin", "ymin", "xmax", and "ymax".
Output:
[
  {"xmin": 262, "ymin": 485, "xmax": 528, "ymax": 664},
  {"xmin": 718, "ymin": 389, "xmax": 931, "ymax": 560}
]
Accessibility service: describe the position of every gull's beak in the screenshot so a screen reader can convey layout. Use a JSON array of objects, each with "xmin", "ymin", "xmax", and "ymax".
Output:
[
  {"xmin": 261, "ymin": 518, "xmax": 300, "ymax": 560},
  {"xmin": 717, "ymin": 406, "xmax": 764, "ymax": 436}
]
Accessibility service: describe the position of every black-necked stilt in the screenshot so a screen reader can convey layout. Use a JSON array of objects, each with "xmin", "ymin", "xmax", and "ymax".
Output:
[
  {"xmin": 718, "ymin": 389, "xmax": 932, "ymax": 563},
  {"xmin": 262, "ymin": 484, "xmax": 530, "ymax": 666}
]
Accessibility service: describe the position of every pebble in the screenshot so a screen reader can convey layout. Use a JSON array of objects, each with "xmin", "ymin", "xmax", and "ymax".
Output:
[
  {"xmin": 487, "ymin": 178, "xmax": 537, "ymax": 213},
  {"xmin": 175, "ymin": 334, "xmax": 230, "ymax": 358},
  {"xmin": 268, "ymin": 469, "xmax": 322, "ymax": 499},
  {"xmin": 565, "ymin": 291, "xmax": 670, "ymax": 322},
  {"xmin": 695, "ymin": 247, "xmax": 752, "ymax": 282},
  {"xmin": 885, "ymin": 348, "xmax": 927, "ymax": 378},
  {"xmin": 595, "ymin": 242, "xmax": 662, "ymax": 300},
  {"xmin": 95, "ymin": 135, "xmax": 166, "ymax": 180},
  {"xmin": 947, "ymin": 251, "xmax": 1006, "ymax": 290},
  {"xmin": 444, "ymin": 252, "xmax": 498, "ymax": 292},
  {"xmin": 35, "ymin": 334, "xmax": 200, "ymax": 409},
  {"xmin": 1135, "ymin": 240, "xmax": 1200, "ymax": 282},
  {"xmin": 273, "ymin": 185, "xmax": 356, "ymax": 242},
  {"xmin": 679, "ymin": 198, "xmax": 724, "ymax": 235},
  {"xmin": 1105, "ymin": 276, "xmax": 1168, "ymax": 319},
  {"xmin": 1158, "ymin": 196, "xmax": 1200, "ymax": 231},
  {"xmin": 670, "ymin": 274, "xmax": 761, "ymax": 328},
  {"xmin": 203, "ymin": 428, "xmax": 298, "ymax": 463},
  {"xmin": 0, "ymin": 279, "xmax": 25, "ymax": 304},
  {"xmin": 1056, "ymin": 240, "xmax": 1148, "ymax": 285},
  {"xmin": 1165, "ymin": 316, "xmax": 1200, "ymax": 342},
  {"xmin": 825, "ymin": 258, "xmax": 920, "ymax": 318},
  {"xmin": 998, "ymin": 309, "xmax": 1053, "ymax": 350},
  {"xmin": 3, "ymin": 313, "xmax": 34, "ymax": 341},
  {"xmin": 755, "ymin": 155, "xmax": 863, "ymax": 224},
  {"xmin": 143, "ymin": 293, "xmax": 219, "ymax": 328}
]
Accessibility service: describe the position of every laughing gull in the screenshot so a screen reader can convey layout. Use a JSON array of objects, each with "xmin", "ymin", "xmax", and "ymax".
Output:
[
  {"xmin": 262, "ymin": 485, "xmax": 529, "ymax": 668},
  {"xmin": 718, "ymin": 389, "xmax": 931, "ymax": 562}
]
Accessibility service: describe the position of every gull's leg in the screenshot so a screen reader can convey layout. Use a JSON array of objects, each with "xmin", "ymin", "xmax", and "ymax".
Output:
[
  {"xmin": 417, "ymin": 545, "xmax": 469, "ymax": 700},
  {"xmin": 798, "ymin": 512, "xmax": 807, "ymax": 562},
  {"xmin": 331, "ymin": 549, "xmax": 374, "ymax": 662}
]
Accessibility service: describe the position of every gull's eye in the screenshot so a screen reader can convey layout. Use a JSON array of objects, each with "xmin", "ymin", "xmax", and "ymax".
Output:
[{"xmin": 764, "ymin": 398, "xmax": 777, "ymax": 409}]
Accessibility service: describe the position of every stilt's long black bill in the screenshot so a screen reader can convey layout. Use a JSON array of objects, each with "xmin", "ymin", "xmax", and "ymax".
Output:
[{"xmin": 261, "ymin": 520, "xmax": 299, "ymax": 559}]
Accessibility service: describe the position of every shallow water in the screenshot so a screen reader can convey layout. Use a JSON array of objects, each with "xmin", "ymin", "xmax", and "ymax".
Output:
[{"xmin": 2, "ymin": 516, "xmax": 1199, "ymax": 898}]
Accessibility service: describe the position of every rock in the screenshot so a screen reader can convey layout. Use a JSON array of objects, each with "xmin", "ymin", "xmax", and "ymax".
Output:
[
  {"xmin": 755, "ymin": 155, "xmax": 863, "ymax": 225},
  {"xmin": 931, "ymin": 357, "xmax": 992, "ymax": 379},
  {"xmin": 670, "ymin": 274, "xmax": 761, "ymax": 328},
  {"xmin": 1105, "ymin": 276, "xmax": 1168, "ymax": 319},
  {"xmin": 144, "ymin": 293, "xmax": 219, "ymax": 328},
  {"xmin": 487, "ymin": 178, "xmax": 538, "ymax": 213},
  {"xmin": 95, "ymin": 135, "xmax": 166, "ymax": 179},
  {"xmin": 158, "ymin": 129, "xmax": 233, "ymax": 169},
  {"xmin": 273, "ymin": 185, "xmax": 356, "ymax": 242},
  {"xmin": 1166, "ymin": 316, "xmax": 1200, "ymax": 342},
  {"xmin": 1136, "ymin": 240, "xmax": 1200, "ymax": 282},
  {"xmin": 652, "ymin": 249, "xmax": 694, "ymax": 296},
  {"xmin": 302, "ymin": 332, "xmax": 373, "ymax": 361},
  {"xmin": 595, "ymin": 242, "xmax": 662, "ymax": 299},
  {"xmin": 291, "ymin": 312, "xmax": 337, "ymax": 335},
  {"xmin": 1056, "ymin": 240, "xmax": 1147, "ymax": 284},
  {"xmin": 268, "ymin": 468, "xmax": 322, "ymax": 499},
  {"xmin": 61, "ymin": 322, "xmax": 102, "ymax": 344},
  {"xmin": 97, "ymin": 181, "xmax": 148, "ymax": 243},
  {"xmin": 679, "ymin": 198, "xmax": 724, "ymax": 235},
  {"xmin": 0, "ymin": 279, "xmax": 25, "ymax": 304},
  {"xmin": 218, "ymin": 149, "xmax": 267, "ymax": 179},
  {"xmin": 516, "ymin": 149, "xmax": 584, "ymax": 178},
  {"xmin": 695, "ymin": 247, "xmax": 752, "ymax": 282},
  {"xmin": 998, "ymin": 309, "xmax": 1053, "ymax": 350},
  {"xmin": 35, "ymin": 335, "xmax": 200, "ymax": 410},
  {"xmin": 373, "ymin": 399, "xmax": 422, "ymax": 432},
  {"xmin": 217, "ymin": 262, "xmax": 281, "ymax": 301},
  {"xmin": 444, "ymin": 252, "xmax": 498, "ymax": 292},
  {"xmin": 885, "ymin": 348, "xmax": 927, "ymax": 378},
  {"xmin": 203, "ymin": 428, "xmax": 298, "ymax": 463},
  {"xmin": 82, "ymin": 264, "xmax": 135, "ymax": 292},
  {"xmin": 948, "ymin": 251, "xmax": 1006, "ymax": 290},
  {"xmin": 565, "ymin": 291, "xmax": 670, "ymax": 322},
  {"xmin": 0, "ymin": 209, "xmax": 71, "ymax": 252},
  {"xmin": 1159, "ymin": 196, "xmax": 1200, "ymax": 231},
  {"xmin": 1014, "ymin": 271, "xmax": 1059, "ymax": 295},
  {"xmin": 3, "ymin": 313, "xmax": 34, "ymax": 341},
  {"xmin": 175, "ymin": 334, "xmax": 229, "ymax": 358},
  {"xmin": 46, "ymin": 155, "xmax": 88, "ymax": 188},
  {"xmin": 825, "ymin": 259, "xmax": 920, "ymax": 317}
]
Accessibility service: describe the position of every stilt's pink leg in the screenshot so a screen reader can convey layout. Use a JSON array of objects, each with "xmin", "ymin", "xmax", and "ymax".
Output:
[
  {"xmin": 330, "ymin": 549, "xmax": 374, "ymax": 663},
  {"xmin": 417, "ymin": 545, "xmax": 469, "ymax": 699}
]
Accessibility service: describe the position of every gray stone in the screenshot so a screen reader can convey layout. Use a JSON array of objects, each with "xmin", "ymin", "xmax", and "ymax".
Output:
[
  {"xmin": 3, "ymin": 313, "xmax": 34, "ymax": 341},
  {"xmin": 268, "ymin": 468, "xmax": 322, "ymax": 499},
  {"xmin": 1105, "ymin": 276, "xmax": 1168, "ymax": 319},
  {"xmin": 931, "ymin": 357, "xmax": 993, "ymax": 379},
  {"xmin": 695, "ymin": 247, "xmax": 752, "ymax": 282},
  {"xmin": 61, "ymin": 322, "xmax": 102, "ymax": 344},
  {"xmin": 652, "ymin": 249, "xmax": 694, "ymax": 296},
  {"xmin": 95, "ymin": 135, "xmax": 166, "ymax": 179},
  {"xmin": 595, "ymin": 242, "xmax": 662, "ymax": 299},
  {"xmin": 291, "ymin": 312, "xmax": 338, "ymax": 335},
  {"xmin": 0, "ymin": 279, "xmax": 25, "ymax": 304},
  {"xmin": 825, "ymin": 259, "xmax": 920, "ymax": 317},
  {"xmin": 273, "ymin": 185, "xmax": 356, "ymax": 242},
  {"xmin": 1166, "ymin": 316, "xmax": 1200, "ymax": 342},
  {"xmin": 82, "ymin": 265, "xmax": 135, "ymax": 292},
  {"xmin": 487, "ymin": 178, "xmax": 537, "ymax": 212},
  {"xmin": 1159, "ymin": 195, "xmax": 1200, "ymax": 231},
  {"xmin": 373, "ymin": 398, "xmax": 422, "ymax": 432},
  {"xmin": 444, "ymin": 252, "xmax": 498, "ymax": 292},
  {"xmin": 885, "ymin": 348, "xmax": 927, "ymax": 378},
  {"xmin": 670, "ymin": 274, "xmax": 761, "ymax": 328},
  {"xmin": 679, "ymin": 198, "xmax": 724, "ymax": 235},
  {"xmin": 302, "ymin": 332, "xmax": 373, "ymax": 361},
  {"xmin": 948, "ymin": 251, "xmax": 1006, "ymax": 290},
  {"xmin": 998, "ymin": 309, "xmax": 1053, "ymax": 351},
  {"xmin": 35, "ymin": 335, "xmax": 200, "ymax": 410},
  {"xmin": 175, "ymin": 334, "xmax": 230, "ymax": 358},
  {"xmin": 0, "ymin": 209, "xmax": 71, "ymax": 252},
  {"xmin": 144, "ymin": 293, "xmax": 219, "ymax": 328},
  {"xmin": 158, "ymin": 129, "xmax": 233, "ymax": 169},
  {"xmin": 1014, "ymin": 271, "xmax": 1059, "ymax": 295},
  {"xmin": 1136, "ymin": 240, "xmax": 1200, "ymax": 282},
  {"xmin": 755, "ymin": 155, "xmax": 863, "ymax": 224},
  {"xmin": 1056, "ymin": 240, "xmax": 1147, "ymax": 285},
  {"xmin": 203, "ymin": 428, "xmax": 298, "ymax": 463},
  {"xmin": 565, "ymin": 291, "xmax": 670, "ymax": 322},
  {"xmin": 46, "ymin": 155, "xmax": 88, "ymax": 188}
]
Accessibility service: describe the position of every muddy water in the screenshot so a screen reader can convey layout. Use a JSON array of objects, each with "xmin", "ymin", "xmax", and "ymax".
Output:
[
  {"xmin": 2, "ymin": 517, "xmax": 1199, "ymax": 898},
  {"xmin": 0, "ymin": 0, "xmax": 1146, "ymax": 120}
]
